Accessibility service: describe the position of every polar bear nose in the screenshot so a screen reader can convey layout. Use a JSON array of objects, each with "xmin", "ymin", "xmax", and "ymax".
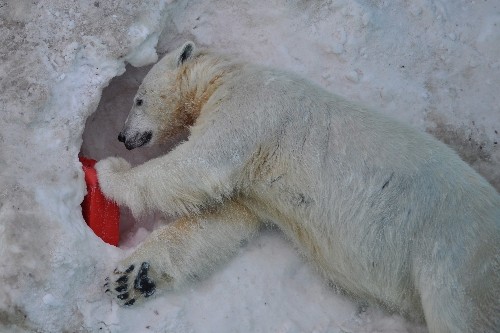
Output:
[
  {"xmin": 120, "ymin": 131, "xmax": 153, "ymax": 150},
  {"xmin": 118, "ymin": 132, "xmax": 126, "ymax": 143}
]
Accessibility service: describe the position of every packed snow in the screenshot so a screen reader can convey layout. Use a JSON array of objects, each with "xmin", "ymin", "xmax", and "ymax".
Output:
[{"xmin": 1, "ymin": 0, "xmax": 499, "ymax": 332}]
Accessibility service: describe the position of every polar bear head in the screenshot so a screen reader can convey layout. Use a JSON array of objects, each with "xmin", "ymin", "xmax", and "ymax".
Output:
[{"xmin": 118, "ymin": 41, "xmax": 197, "ymax": 150}]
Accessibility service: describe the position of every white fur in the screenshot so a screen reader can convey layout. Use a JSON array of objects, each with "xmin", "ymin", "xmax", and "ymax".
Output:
[{"xmin": 96, "ymin": 42, "xmax": 500, "ymax": 332}]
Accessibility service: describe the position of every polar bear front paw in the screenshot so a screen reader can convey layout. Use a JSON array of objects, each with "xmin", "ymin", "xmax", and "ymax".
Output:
[
  {"xmin": 95, "ymin": 157, "xmax": 138, "ymax": 210},
  {"xmin": 105, "ymin": 262, "xmax": 158, "ymax": 306},
  {"xmin": 97, "ymin": 156, "xmax": 132, "ymax": 174},
  {"xmin": 95, "ymin": 157, "xmax": 130, "ymax": 192}
]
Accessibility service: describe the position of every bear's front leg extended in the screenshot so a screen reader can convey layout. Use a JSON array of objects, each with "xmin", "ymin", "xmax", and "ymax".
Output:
[
  {"xmin": 104, "ymin": 201, "xmax": 261, "ymax": 306},
  {"xmin": 96, "ymin": 139, "xmax": 240, "ymax": 217},
  {"xmin": 94, "ymin": 156, "xmax": 147, "ymax": 216}
]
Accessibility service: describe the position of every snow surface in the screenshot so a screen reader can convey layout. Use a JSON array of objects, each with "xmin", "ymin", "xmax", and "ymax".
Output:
[{"xmin": 1, "ymin": 0, "xmax": 499, "ymax": 332}]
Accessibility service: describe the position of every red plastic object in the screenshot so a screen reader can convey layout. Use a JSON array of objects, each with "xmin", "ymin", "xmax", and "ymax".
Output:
[{"xmin": 80, "ymin": 156, "xmax": 120, "ymax": 246}]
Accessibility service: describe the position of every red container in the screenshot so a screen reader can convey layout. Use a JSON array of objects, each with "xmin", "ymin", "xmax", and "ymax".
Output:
[{"xmin": 80, "ymin": 156, "xmax": 120, "ymax": 246}]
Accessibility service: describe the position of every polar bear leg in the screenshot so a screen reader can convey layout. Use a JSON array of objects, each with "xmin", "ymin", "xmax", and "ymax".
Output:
[
  {"xmin": 105, "ymin": 200, "xmax": 261, "ymax": 306},
  {"xmin": 96, "ymin": 139, "xmax": 243, "ymax": 217},
  {"xmin": 419, "ymin": 282, "xmax": 466, "ymax": 333},
  {"xmin": 418, "ymin": 266, "xmax": 493, "ymax": 333},
  {"xmin": 420, "ymin": 272, "xmax": 499, "ymax": 333}
]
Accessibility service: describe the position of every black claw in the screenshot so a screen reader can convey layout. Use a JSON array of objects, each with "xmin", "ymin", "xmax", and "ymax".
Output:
[
  {"xmin": 104, "ymin": 282, "xmax": 109, "ymax": 288},
  {"xmin": 134, "ymin": 262, "xmax": 156, "ymax": 297},
  {"xmin": 117, "ymin": 292, "xmax": 129, "ymax": 300},
  {"xmin": 115, "ymin": 285, "xmax": 127, "ymax": 293},
  {"xmin": 116, "ymin": 275, "xmax": 128, "ymax": 284},
  {"xmin": 105, "ymin": 289, "xmax": 110, "ymax": 293},
  {"xmin": 125, "ymin": 265, "xmax": 135, "ymax": 273},
  {"xmin": 124, "ymin": 299, "xmax": 136, "ymax": 306},
  {"xmin": 105, "ymin": 277, "xmax": 109, "ymax": 281}
]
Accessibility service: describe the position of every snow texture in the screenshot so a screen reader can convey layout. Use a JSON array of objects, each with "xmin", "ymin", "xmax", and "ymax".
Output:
[{"xmin": 0, "ymin": 0, "xmax": 499, "ymax": 332}]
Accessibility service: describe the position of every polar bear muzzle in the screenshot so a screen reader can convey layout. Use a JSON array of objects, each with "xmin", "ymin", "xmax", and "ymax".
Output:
[{"xmin": 118, "ymin": 130, "xmax": 152, "ymax": 150}]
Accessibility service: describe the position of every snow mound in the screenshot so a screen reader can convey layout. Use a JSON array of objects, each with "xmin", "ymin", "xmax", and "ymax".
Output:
[{"xmin": 1, "ymin": 0, "xmax": 498, "ymax": 332}]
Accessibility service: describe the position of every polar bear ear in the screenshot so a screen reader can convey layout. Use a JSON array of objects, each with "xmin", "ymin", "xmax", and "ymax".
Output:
[{"xmin": 177, "ymin": 41, "xmax": 196, "ymax": 67}]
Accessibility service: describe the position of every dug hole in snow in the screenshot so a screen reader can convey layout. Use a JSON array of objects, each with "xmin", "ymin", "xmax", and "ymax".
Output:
[
  {"xmin": 80, "ymin": 64, "xmax": 173, "ymax": 247},
  {"xmin": 1, "ymin": 0, "xmax": 499, "ymax": 332}
]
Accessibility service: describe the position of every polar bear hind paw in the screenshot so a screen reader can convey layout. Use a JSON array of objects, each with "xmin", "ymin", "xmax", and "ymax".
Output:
[{"xmin": 104, "ymin": 262, "xmax": 157, "ymax": 306}]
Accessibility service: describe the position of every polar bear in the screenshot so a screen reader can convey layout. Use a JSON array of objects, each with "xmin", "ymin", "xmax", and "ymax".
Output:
[{"xmin": 96, "ymin": 41, "xmax": 500, "ymax": 332}]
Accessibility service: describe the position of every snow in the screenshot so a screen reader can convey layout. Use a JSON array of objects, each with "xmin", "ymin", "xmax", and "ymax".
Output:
[{"xmin": 0, "ymin": 0, "xmax": 499, "ymax": 332}]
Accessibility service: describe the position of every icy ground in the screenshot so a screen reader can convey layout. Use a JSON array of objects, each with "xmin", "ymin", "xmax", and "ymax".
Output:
[{"xmin": 1, "ymin": 0, "xmax": 499, "ymax": 332}]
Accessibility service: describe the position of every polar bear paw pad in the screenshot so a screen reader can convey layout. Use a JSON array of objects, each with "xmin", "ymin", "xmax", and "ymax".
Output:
[{"xmin": 105, "ymin": 262, "xmax": 156, "ymax": 306}]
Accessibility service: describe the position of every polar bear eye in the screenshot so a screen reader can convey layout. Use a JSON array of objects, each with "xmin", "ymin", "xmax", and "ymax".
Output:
[{"xmin": 136, "ymin": 99, "xmax": 143, "ymax": 106}]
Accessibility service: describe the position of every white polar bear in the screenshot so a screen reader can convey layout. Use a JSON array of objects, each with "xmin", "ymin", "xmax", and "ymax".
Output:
[{"xmin": 96, "ymin": 42, "xmax": 500, "ymax": 332}]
